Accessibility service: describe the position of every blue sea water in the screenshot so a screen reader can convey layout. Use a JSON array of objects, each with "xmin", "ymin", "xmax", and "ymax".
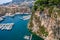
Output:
[{"xmin": 0, "ymin": 14, "xmax": 43, "ymax": 40}]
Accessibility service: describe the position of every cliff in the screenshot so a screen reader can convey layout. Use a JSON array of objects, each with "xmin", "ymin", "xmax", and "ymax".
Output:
[
  {"xmin": 28, "ymin": 0, "xmax": 60, "ymax": 39},
  {"xmin": 28, "ymin": 6, "xmax": 60, "ymax": 40}
]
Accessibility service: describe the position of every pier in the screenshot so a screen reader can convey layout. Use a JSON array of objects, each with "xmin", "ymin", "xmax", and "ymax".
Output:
[{"xmin": 30, "ymin": 34, "xmax": 32, "ymax": 40}]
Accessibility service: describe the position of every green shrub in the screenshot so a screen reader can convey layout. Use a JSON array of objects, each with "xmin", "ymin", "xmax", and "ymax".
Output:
[{"xmin": 39, "ymin": 25, "xmax": 48, "ymax": 37}]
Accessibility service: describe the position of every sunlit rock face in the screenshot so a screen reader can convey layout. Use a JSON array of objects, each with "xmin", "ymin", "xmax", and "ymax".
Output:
[{"xmin": 28, "ymin": 7, "xmax": 60, "ymax": 40}]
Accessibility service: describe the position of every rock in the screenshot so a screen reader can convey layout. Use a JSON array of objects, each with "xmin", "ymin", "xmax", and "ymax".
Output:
[{"xmin": 28, "ymin": 7, "xmax": 60, "ymax": 40}]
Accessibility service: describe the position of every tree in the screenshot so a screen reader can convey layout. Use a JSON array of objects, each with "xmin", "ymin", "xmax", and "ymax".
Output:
[{"xmin": 33, "ymin": 0, "xmax": 60, "ymax": 11}]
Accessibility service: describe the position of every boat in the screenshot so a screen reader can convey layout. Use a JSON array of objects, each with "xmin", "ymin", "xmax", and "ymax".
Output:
[
  {"xmin": 0, "ymin": 17, "xmax": 3, "ymax": 21},
  {"xmin": 0, "ymin": 23, "xmax": 14, "ymax": 30},
  {"xmin": 24, "ymin": 34, "xmax": 32, "ymax": 40},
  {"xmin": 24, "ymin": 35, "xmax": 30, "ymax": 40}
]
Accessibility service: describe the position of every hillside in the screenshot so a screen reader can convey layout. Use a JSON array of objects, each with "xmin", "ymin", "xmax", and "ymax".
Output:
[{"xmin": 0, "ymin": 5, "xmax": 31, "ymax": 17}]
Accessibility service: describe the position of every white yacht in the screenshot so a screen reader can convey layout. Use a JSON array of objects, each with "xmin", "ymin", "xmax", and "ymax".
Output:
[
  {"xmin": 0, "ymin": 17, "xmax": 3, "ymax": 21},
  {"xmin": 24, "ymin": 34, "xmax": 32, "ymax": 40}
]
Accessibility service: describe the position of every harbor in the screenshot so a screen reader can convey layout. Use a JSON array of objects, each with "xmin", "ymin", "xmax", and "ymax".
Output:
[
  {"xmin": 0, "ymin": 14, "xmax": 43, "ymax": 40},
  {"xmin": 0, "ymin": 0, "xmax": 44, "ymax": 40}
]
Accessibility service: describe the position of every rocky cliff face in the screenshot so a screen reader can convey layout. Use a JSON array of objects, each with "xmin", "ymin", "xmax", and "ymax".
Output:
[{"xmin": 28, "ymin": 7, "xmax": 60, "ymax": 40}]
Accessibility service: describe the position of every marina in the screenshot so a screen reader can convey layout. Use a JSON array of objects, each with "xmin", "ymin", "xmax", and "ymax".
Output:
[
  {"xmin": 0, "ymin": 0, "xmax": 44, "ymax": 40},
  {"xmin": 0, "ymin": 23, "xmax": 14, "ymax": 30},
  {"xmin": 0, "ymin": 14, "xmax": 43, "ymax": 40}
]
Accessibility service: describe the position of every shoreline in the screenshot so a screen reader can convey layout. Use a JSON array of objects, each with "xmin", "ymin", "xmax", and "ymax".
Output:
[
  {"xmin": 0, "ymin": 12, "xmax": 32, "ymax": 21},
  {"xmin": 28, "ymin": 29, "xmax": 44, "ymax": 40}
]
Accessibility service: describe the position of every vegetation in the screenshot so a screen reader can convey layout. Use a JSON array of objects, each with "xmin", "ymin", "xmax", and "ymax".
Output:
[
  {"xmin": 39, "ymin": 25, "xmax": 48, "ymax": 37},
  {"xmin": 31, "ymin": 0, "xmax": 60, "ymax": 18},
  {"xmin": 33, "ymin": 0, "xmax": 60, "ymax": 11},
  {"xmin": 29, "ymin": 21, "xmax": 34, "ymax": 28},
  {"xmin": 29, "ymin": 0, "xmax": 60, "ymax": 39}
]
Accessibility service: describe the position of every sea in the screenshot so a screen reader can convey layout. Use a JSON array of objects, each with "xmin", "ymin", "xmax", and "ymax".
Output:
[{"xmin": 0, "ymin": 14, "xmax": 43, "ymax": 40}]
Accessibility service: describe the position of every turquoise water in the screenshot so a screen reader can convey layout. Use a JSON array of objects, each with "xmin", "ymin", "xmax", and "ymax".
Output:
[{"xmin": 0, "ymin": 14, "xmax": 43, "ymax": 40}]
